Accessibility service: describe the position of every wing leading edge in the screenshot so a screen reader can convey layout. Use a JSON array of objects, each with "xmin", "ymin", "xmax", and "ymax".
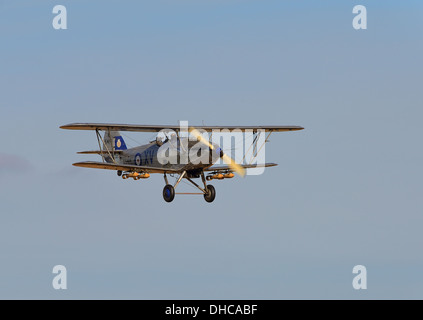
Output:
[
  {"xmin": 72, "ymin": 161, "xmax": 181, "ymax": 174},
  {"xmin": 204, "ymin": 163, "xmax": 278, "ymax": 172},
  {"xmin": 60, "ymin": 123, "xmax": 304, "ymax": 132}
]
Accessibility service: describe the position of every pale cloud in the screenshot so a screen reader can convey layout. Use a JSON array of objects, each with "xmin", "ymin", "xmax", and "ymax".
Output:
[{"xmin": 0, "ymin": 153, "xmax": 33, "ymax": 173}]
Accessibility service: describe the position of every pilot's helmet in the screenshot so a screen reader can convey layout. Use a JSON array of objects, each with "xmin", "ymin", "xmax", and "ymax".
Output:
[{"xmin": 156, "ymin": 136, "xmax": 163, "ymax": 146}]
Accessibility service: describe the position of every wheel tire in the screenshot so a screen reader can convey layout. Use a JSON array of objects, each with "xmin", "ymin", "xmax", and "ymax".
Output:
[
  {"xmin": 204, "ymin": 184, "xmax": 216, "ymax": 203},
  {"xmin": 163, "ymin": 184, "xmax": 175, "ymax": 202},
  {"xmin": 117, "ymin": 170, "xmax": 122, "ymax": 176}
]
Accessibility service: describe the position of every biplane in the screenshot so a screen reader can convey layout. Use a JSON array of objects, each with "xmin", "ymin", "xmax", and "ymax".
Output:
[{"xmin": 60, "ymin": 123, "xmax": 303, "ymax": 202}]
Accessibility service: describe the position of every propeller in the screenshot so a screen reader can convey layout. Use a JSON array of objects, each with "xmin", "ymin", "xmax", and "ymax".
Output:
[{"xmin": 189, "ymin": 127, "xmax": 246, "ymax": 177}]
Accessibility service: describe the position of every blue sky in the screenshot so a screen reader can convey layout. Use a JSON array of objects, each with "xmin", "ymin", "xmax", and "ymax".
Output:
[{"xmin": 1, "ymin": 0, "xmax": 423, "ymax": 299}]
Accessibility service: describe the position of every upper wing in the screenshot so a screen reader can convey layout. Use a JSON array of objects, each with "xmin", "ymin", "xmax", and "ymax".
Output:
[
  {"xmin": 60, "ymin": 123, "xmax": 304, "ymax": 132},
  {"xmin": 204, "ymin": 163, "xmax": 278, "ymax": 172},
  {"xmin": 72, "ymin": 161, "xmax": 181, "ymax": 174}
]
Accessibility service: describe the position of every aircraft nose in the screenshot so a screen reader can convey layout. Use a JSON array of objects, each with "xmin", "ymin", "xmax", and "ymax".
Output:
[{"xmin": 215, "ymin": 147, "xmax": 224, "ymax": 158}]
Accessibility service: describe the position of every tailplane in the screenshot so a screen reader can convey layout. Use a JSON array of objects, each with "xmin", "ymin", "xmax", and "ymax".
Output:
[
  {"xmin": 102, "ymin": 131, "xmax": 127, "ymax": 162},
  {"xmin": 103, "ymin": 131, "xmax": 127, "ymax": 151}
]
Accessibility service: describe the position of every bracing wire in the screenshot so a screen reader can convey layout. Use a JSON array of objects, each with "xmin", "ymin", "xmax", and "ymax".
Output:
[{"xmin": 121, "ymin": 132, "xmax": 158, "ymax": 148}]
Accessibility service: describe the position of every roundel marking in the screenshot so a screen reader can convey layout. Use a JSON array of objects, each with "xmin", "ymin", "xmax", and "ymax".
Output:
[
  {"xmin": 116, "ymin": 138, "xmax": 122, "ymax": 148},
  {"xmin": 135, "ymin": 153, "xmax": 142, "ymax": 166}
]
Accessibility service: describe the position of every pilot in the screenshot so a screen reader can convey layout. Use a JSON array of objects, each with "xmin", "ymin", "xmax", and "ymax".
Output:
[{"xmin": 156, "ymin": 136, "xmax": 164, "ymax": 146}]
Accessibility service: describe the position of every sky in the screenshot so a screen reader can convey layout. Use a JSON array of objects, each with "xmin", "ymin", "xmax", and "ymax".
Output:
[{"xmin": 0, "ymin": 0, "xmax": 423, "ymax": 299}]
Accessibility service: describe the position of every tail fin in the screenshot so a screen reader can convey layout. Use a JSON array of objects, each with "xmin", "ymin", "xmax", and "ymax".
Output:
[{"xmin": 103, "ymin": 131, "xmax": 127, "ymax": 151}]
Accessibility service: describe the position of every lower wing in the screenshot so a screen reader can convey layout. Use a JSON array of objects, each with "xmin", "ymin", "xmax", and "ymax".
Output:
[
  {"xmin": 204, "ymin": 163, "xmax": 277, "ymax": 172},
  {"xmin": 72, "ymin": 161, "xmax": 180, "ymax": 174}
]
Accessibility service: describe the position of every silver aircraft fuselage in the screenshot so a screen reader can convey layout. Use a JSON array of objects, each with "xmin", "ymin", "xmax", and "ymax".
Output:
[{"xmin": 104, "ymin": 138, "xmax": 220, "ymax": 175}]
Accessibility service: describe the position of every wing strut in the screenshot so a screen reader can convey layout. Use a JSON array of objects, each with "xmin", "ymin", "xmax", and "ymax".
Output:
[
  {"xmin": 95, "ymin": 129, "xmax": 117, "ymax": 164},
  {"xmin": 95, "ymin": 129, "xmax": 104, "ymax": 163},
  {"xmin": 250, "ymin": 130, "xmax": 272, "ymax": 165},
  {"xmin": 240, "ymin": 130, "xmax": 273, "ymax": 165}
]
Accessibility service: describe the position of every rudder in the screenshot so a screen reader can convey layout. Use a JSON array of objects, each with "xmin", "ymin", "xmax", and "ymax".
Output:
[{"xmin": 103, "ymin": 131, "xmax": 127, "ymax": 155}]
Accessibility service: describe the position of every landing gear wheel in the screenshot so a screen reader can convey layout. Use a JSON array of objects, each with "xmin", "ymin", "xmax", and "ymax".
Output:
[
  {"xmin": 204, "ymin": 184, "xmax": 216, "ymax": 203},
  {"xmin": 163, "ymin": 184, "xmax": 175, "ymax": 202},
  {"xmin": 117, "ymin": 170, "xmax": 122, "ymax": 176}
]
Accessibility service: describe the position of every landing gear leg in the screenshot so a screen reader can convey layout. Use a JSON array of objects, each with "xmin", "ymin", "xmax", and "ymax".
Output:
[{"xmin": 162, "ymin": 171, "xmax": 186, "ymax": 203}]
